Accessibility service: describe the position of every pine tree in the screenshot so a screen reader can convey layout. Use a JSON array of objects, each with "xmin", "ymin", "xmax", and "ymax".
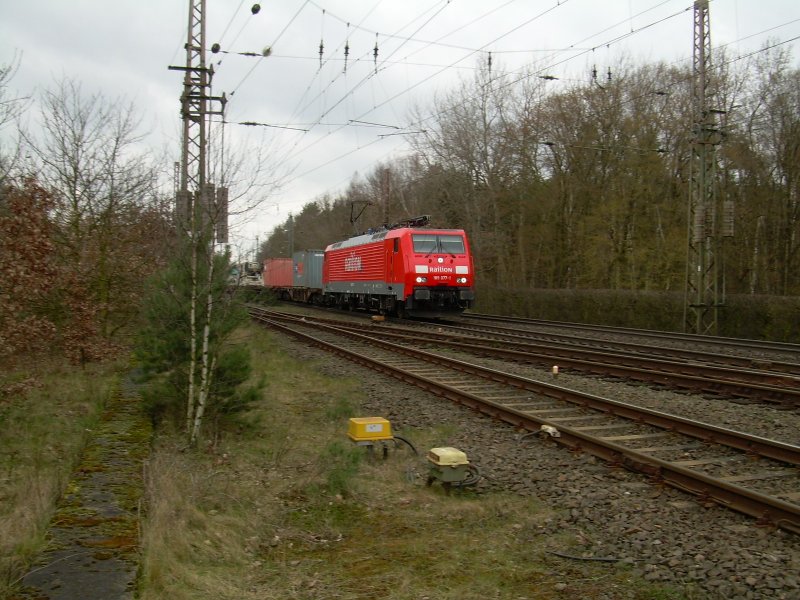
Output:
[{"xmin": 135, "ymin": 243, "xmax": 260, "ymax": 442}]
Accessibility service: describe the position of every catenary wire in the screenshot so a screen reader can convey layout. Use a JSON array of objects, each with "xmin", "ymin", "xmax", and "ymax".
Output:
[
  {"xmin": 227, "ymin": 4, "xmax": 799, "ymax": 218},
  {"xmin": 281, "ymin": 0, "xmax": 574, "ymax": 167},
  {"xmin": 276, "ymin": 4, "xmax": 798, "ymax": 189},
  {"xmin": 230, "ymin": 0, "xmax": 312, "ymax": 96}
]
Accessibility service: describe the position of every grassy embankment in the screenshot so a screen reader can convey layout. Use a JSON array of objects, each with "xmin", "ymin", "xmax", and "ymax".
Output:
[
  {"xmin": 0, "ymin": 358, "xmax": 120, "ymax": 595},
  {"xmin": 138, "ymin": 326, "xmax": 688, "ymax": 600}
]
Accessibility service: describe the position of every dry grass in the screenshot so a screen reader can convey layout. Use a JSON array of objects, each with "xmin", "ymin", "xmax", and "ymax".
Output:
[
  {"xmin": 139, "ymin": 327, "xmax": 683, "ymax": 599},
  {"xmin": 0, "ymin": 358, "xmax": 118, "ymax": 593}
]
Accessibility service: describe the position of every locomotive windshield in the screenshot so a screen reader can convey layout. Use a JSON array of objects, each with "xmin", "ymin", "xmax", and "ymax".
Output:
[{"xmin": 412, "ymin": 234, "xmax": 465, "ymax": 255}]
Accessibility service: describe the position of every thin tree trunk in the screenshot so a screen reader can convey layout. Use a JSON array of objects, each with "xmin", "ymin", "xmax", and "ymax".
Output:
[
  {"xmin": 191, "ymin": 245, "xmax": 216, "ymax": 445},
  {"xmin": 186, "ymin": 203, "xmax": 198, "ymax": 435},
  {"xmin": 750, "ymin": 215, "xmax": 764, "ymax": 294}
]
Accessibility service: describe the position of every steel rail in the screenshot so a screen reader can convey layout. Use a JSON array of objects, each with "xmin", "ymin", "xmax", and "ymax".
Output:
[
  {"xmin": 434, "ymin": 319, "xmax": 800, "ymax": 376},
  {"xmin": 258, "ymin": 309, "xmax": 800, "ymax": 407},
  {"xmin": 372, "ymin": 330, "xmax": 800, "ymax": 407},
  {"xmin": 461, "ymin": 312, "xmax": 800, "ymax": 358},
  {"xmin": 250, "ymin": 308, "xmax": 800, "ymax": 534}
]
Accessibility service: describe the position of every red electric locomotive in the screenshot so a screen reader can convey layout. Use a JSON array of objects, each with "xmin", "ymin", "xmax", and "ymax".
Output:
[{"xmin": 323, "ymin": 216, "xmax": 475, "ymax": 318}]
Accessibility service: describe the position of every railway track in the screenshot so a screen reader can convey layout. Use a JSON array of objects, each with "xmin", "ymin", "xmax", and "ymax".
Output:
[
  {"xmin": 249, "ymin": 306, "xmax": 800, "ymax": 534},
  {"xmin": 461, "ymin": 312, "xmax": 800, "ymax": 363},
  {"xmin": 446, "ymin": 316, "xmax": 800, "ymax": 376},
  {"xmin": 259, "ymin": 307, "xmax": 800, "ymax": 408}
]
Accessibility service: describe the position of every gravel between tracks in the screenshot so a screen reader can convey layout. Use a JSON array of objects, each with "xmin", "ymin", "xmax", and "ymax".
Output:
[{"xmin": 276, "ymin": 330, "xmax": 800, "ymax": 600}]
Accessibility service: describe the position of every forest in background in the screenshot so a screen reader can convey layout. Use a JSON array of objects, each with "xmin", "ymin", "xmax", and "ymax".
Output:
[
  {"xmin": 2, "ymin": 41, "xmax": 800, "ymax": 362},
  {"xmin": 259, "ymin": 48, "xmax": 800, "ymax": 316}
]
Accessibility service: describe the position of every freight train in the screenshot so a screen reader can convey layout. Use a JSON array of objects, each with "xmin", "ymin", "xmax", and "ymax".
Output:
[
  {"xmin": 231, "ymin": 261, "xmax": 263, "ymax": 287},
  {"xmin": 261, "ymin": 217, "xmax": 475, "ymax": 318}
]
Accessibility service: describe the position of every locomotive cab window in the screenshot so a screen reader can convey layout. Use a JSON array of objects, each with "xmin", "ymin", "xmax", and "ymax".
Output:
[
  {"xmin": 439, "ymin": 235, "xmax": 465, "ymax": 255},
  {"xmin": 412, "ymin": 234, "xmax": 437, "ymax": 254},
  {"xmin": 412, "ymin": 234, "xmax": 465, "ymax": 255}
]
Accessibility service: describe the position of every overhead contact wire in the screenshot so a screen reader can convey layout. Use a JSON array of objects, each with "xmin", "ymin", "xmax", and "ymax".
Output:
[
  {"xmin": 282, "ymin": 0, "xmax": 454, "ymax": 162},
  {"xmin": 231, "ymin": 0, "xmax": 311, "ymax": 97},
  {"xmin": 283, "ymin": 0, "xmax": 387, "ymax": 128},
  {"xmin": 282, "ymin": 0, "xmax": 573, "ymax": 179}
]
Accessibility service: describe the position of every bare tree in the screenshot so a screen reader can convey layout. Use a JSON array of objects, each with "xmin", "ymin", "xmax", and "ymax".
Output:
[
  {"xmin": 23, "ymin": 77, "xmax": 169, "ymax": 346},
  {"xmin": 412, "ymin": 62, "xmax": 521, "ymax": 285},
  {"xmin": 263, "ymin": 50, "xmax": 800, "ymax": 306},
  {"xmin": 721, "ymin": 45, "xmax": 800, "ymax": 295},
  {"xmin": 0, "ymin": 54, "xmax": 29, "ymax": 182},
  {"xmin": 207, "ymin": 119, "xmax": 291, "ymax": 231}
]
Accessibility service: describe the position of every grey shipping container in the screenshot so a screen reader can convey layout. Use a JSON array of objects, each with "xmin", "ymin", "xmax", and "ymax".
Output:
[{"xmin": 293, "ymin": 250, "xmax": 324, "ymax": 288}]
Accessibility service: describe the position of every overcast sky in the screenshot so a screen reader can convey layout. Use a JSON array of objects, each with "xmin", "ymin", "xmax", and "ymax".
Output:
[{"xmin": 2, "ymin": 0, "xmax": 799, "ymax": 256}]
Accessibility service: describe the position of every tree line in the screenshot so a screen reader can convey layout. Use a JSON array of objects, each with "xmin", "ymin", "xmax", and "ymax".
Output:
[
  {"xmin": 2, "ymin": 42, "xmax": 798, "ymax": 428},
  {"xmin": 0, "ymin": 67, "xmax": 265, "ymax": 443},
  {"xmin": 261, "ymin": 47, "xmax": 800, "ymax": 300},
  {"xmin": 0, "ymin": 70, "xmax": 174, "ymax": 364}
]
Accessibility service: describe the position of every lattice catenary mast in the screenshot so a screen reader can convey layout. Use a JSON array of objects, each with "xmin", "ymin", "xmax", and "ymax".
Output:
[
  {"xmin": 684, "ymin": 0, "xmax": 729, "ymax": 335},
  {"xmin": 169, "ymin": 0, "xmax": 228, "ymax": 243}
]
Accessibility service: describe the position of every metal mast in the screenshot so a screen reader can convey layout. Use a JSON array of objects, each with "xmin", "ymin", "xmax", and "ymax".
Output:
[
  {"xmin": 684, "ymin": 0, "xmax": 723, "ymax": 335},
  {"xmin": 169, "ymin": 0, "xmax": 227, "ymax": 241},
  {"xmin": 182, "ymin": 0, "xmax": 207, "ymax": 196},
  {"xmin": 169, "ymin": 0, "xmax": 209, "ymax": 234}
]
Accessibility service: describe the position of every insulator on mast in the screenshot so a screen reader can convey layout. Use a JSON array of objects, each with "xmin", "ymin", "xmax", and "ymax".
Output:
[{"xmin": 343, "ymin": 21, "xmax": 350, "ymax": 73}]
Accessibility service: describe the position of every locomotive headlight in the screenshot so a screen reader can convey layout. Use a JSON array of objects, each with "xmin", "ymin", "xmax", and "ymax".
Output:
[
  {"xmin": 416, "ymin": 276, "xmax": 427, "ymax": 283},
  {"xmin": 457, "ymin": 277, "xmax": 468, "ymax": 284}
]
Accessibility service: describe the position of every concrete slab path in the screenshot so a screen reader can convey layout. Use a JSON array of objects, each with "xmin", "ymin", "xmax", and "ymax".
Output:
[{"xmin": 14, "ymin": 372, "xmax": 151, "ymax": 599}]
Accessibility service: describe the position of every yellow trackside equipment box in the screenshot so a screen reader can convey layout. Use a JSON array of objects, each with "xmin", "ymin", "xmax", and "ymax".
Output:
[
  {"xmin": 347, "ymin": 417, "xmax": 393, "ymax": 442},
  {"xmin": 427, "ymin": 447, "xmax": 469, "ymax": 467},
  {"xmin": 426, "ymin": 447, "xmax": 476, "ymax": 486}
]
